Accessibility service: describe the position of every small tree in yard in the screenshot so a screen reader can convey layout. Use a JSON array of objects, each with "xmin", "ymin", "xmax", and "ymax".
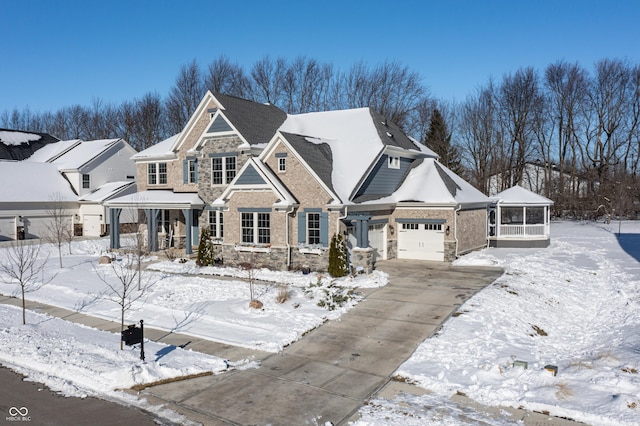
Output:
[
  {"xmin": 0, "ymin": 240, "xmax": 55, "ymax": 325},
  {"xmin": 238, "ymin": 252, "xmax": 262, "ymax": 309},
  {"xmin": 95, "ymin": 251, "xmax": 154, "ymax": 350},
  {"xmin": 45, "ymin": 192, "xmax": 73, "ymax": 268},
  {"xmin": 196, "ymin": 228, "xmax": 215, "ymax": 266},
  {"xmin": 328, "ymin": 233, "xmax": 348, "ymax": 278}
]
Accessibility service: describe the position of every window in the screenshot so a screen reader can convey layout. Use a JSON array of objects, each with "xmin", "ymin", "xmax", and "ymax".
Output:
[
  {"xmin": 425, "ymin": 223, "xmax": 442, "ymax": 231},
  {"xmin": 148, "ymin": 162, "xmax": 167, "ymax": 185},
  {"xmin": 188, "ymin": 159, "xmax": 197, "ymax": 183},
  {"xmin": 159, "ymin": 210, "xmax": 171, "ymax": 234},
  {"xmin": 278, "ymin": 157, "xmax": 286, "ymax": 172},
  {"xmin": 526, "ymin": 207, "xmax": 545, "ymax": 224},
  {"xmin": 307, "ymin": 213, "xmax": 320, "ymax": 244},
  {"xmin": 212, "ymin": 156, "xmax": 237, "ymax": 185},
  {"xmin": 501, "ymin": 207, "xmax": 523, "ymax": 224},
  {"xmin": 209, "ymin": 211, "xmax": 224, "ymax": 239},
  {"xmin": 402, "ymin": 223, "xmax": 419, "ymax": 230},
  {"xmin": 388, "ymin": 156, "xmax": 400, "ymax": 169},
  {"xmin": 241, "ymin": 212, "xmax": 270, "ymax": 244},
  {"xmin": 82, "ymin": 174, "xmax": 90, "ymax": 189}
]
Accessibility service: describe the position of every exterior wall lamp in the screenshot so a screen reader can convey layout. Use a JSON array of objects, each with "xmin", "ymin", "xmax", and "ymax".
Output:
[{"xmin": 445, "ymin": 225, "xmax": 450, "ymax": 236}]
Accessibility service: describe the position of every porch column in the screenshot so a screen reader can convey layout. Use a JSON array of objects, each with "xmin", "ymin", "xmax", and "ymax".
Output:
[
  {"xmin": 349, "ymin": 214, "xmax": 371, "ymax": 248},
  {"xmin": 144, "ymin": 209, "xmax": 160, "ymax": 252},
  {"xmin": 109, "ymin": 208, "xmax": 122, "ymax": 249},
  {"xmin": 182, "ymin": 208, "xmax": 193, "ymax": 255}
]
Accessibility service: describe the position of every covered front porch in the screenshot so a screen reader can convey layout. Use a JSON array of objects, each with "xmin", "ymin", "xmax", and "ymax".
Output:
[
  {"xmin": 104, "ymin": 190, "xmax": 205, "ymax": 255},
  {"xmin": 489, "ymin": 186, "xmax": 554, "ymax": 248}
]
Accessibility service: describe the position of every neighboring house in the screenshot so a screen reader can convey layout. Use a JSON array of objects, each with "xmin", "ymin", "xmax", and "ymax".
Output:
[
  {"xmin": 489, "ymin": 161, "xmax": 588, "ymax": 198},
  {"xmin": 488, "ymin": 185, "xmax": 554, "ymax": 248},
  {"xmin": 0, "ymin": 134, "xmax": 138, "ymax": 240},
  {"xmin": 108, "ymin": 92, "xmax": 491, "ymax": 271},
  {"xmin": 0, "ymin": 128, "xmax": 60, "ymax": 160}
]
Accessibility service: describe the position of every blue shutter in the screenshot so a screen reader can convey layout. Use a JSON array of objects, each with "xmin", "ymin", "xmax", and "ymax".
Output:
[
  {"xmin": 194, "ymin": 159, "xmax": 198, "ymax": 183},
  {"xmin": 320, "ymin": 212, "xmax": 329, "ymax": 247},
  {"xmin": 183, "ymin": 160, "xmax": 188, "ymax": 184},
  {"xmin": 298, "ymin": 212, "xmax": 306, "ymax": 244}
]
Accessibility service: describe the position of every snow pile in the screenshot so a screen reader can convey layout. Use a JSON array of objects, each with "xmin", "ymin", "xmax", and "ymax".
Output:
[
  {"xmin": 0, "ymin": 304, "xmax": 227, "ymax": 398},
  {"xmin": 389, "ymin": 221, "xmax": 640, "ymax": 426}
]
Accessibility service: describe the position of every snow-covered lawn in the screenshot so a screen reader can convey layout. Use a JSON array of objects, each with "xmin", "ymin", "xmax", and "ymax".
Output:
[{"xmin": 355, "ymin": 221, "xmax": 640, "ymax": 426}]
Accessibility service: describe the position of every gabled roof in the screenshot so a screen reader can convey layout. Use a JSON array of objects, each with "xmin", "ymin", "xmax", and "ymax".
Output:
[
  {"xmin": 280, "ymin": 132, "xmax": 336, "ymax": 196},
  {"xmin": 213, "ymin": 93, "xmax": 287, "ymax": 146},
  {"xmin": 49, "ymin": 138, "xmax": 122, "ymax": 170},
  {"xmin": 367, "ymin": 158, "xmax": 490, "ymax": 206},
  {"xmin": 78, "ymin": 181, "xmax": 136, "ymax": 203},
  {"xmin": 213, "ymin": 157, "xmax": 297, "ymax": 210},
  {"xmin": 0, "ymin": 128, "xmax": 60, "ymax": 160},
  {"xmin": 25, "ymin": 139, "xmax": 81, "ymax": 162},
  {"xmin": 0, "ymin": 161, "xmax": 77, "ymax": 202},
  {"xmin": 495, "ymin": 185, "xmax": 554, "ymax": 205}
]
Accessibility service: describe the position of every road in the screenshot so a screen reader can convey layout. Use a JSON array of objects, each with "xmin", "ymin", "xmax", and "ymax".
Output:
[{"xmin": 0, "ymin": 366, "xmax": 165, "ymax": 426}]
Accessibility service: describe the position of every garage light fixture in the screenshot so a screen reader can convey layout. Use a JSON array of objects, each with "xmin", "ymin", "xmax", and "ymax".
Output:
[{"xmin": 445, "ymin": 226, "xmax": 450, "ymax": 236}]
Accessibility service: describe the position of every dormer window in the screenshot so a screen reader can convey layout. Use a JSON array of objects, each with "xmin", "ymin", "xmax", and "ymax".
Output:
[{"xmin": 388, "ymin": 156, "xmax": 400, "ymax": 169}]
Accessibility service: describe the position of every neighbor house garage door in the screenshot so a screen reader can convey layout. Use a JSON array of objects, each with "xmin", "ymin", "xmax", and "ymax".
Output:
[
  {"xmin": 0, "ymin": 217, "xmax": 15, "ymax": 241},
  {"xmin": 397, "ymin": 222, "xmax": 445, "ymax": 261},
  {"xmin": 83, "ymin": 214, "xmax": 102, "ymax": 237},
  {"xmin": 368, "ymin": 223, "xmax": 387, "ymax": 261}
]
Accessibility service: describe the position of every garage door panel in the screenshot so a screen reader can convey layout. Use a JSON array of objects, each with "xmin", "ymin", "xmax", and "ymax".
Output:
[{"xmin": 397, "ymin": 223, "xmax": 444, "ymax": 261}]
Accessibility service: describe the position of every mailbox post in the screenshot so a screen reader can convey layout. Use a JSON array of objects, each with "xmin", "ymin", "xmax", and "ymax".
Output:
[{"xmin": 121, "ymin": 320, "xmax": 145, "ymax": 361}]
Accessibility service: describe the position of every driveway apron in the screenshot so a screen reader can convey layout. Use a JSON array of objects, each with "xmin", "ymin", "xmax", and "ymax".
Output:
[{"xmin": 139, "ymin": 260, "xmax": 503, "ymax": 425}]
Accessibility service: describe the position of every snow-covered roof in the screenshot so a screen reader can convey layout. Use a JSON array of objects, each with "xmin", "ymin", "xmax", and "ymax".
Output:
[
  {"xmin": 105, "ymin": 190, "xmax": 204, "ymax": 209},
  {"xmin": 78, "ymin": 181, "xmax": 136, "ymax": 203},
  {"xmin": 25, "ymin": 139, "xmax": 81, "ymax": 162},
  {"xmin": 495, "ymin": 185, "xmax": 554, "ymax": 205},
  {"xmin": 0, "ymin": 130, "xmax": 42, "ymax": 145},
  {"xmin": 0, "ymin": 161, "xmax": 77, "ymax": 203},
  {"xmin": 131, "ymin": 133, "xmax": 180, "ymax": 160},
  {"xmin": 369, "ymin": 158, "xmax": 490, "ymax": 206},
  {"xmin": 50, "ymin": 139, "xmax": 121, "ymax": 170},
  {"xmin": 280, "ymin": 108, "xmax": 427, "ymax": 203}
]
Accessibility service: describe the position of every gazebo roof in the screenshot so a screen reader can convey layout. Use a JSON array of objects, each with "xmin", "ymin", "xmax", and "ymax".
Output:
[{"xmin": 494, "ymin": 185, "xmax": 554, "ymax": 206}]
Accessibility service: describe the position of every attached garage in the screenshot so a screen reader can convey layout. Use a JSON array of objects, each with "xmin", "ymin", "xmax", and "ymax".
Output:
[
  {"xmin": 0, "ymin": 217, "xmax": 16, "ymax": 241},
  {"xmin": 397, "ymin": 220, "xmax": 445, "ymax": 261},
  {"xmin": 368, "ymin": 223, "xmax": 387, "ymax": 261}
]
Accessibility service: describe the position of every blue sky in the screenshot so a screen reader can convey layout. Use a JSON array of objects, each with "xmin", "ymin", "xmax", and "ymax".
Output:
[{"xmin": 2, "ymin": 0, "xmax": 639, "ymax": 114}]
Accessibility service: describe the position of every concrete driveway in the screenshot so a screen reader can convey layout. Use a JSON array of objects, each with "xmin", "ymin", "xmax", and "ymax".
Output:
[{"xmin": 138, "ymin": 260, "xmax": 504, "ymax": 425}]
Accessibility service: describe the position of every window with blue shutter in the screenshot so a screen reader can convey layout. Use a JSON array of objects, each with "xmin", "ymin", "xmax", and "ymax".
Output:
[{"xmin": 298, "ymin": 209, "xmax": 329, "ymax": 247}]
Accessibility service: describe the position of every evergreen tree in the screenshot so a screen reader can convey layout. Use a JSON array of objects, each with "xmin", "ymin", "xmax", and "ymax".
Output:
[
  {"xmin": 196, "ymin": 228, "xmax": 215, "ymax": 266},
  {"xmin": 424, "ymin": 108, "xmax": 464, "ymax": 175},
  {"xmin": 327, "ymin": 233, "xmax": 348, "ymax": 278}
]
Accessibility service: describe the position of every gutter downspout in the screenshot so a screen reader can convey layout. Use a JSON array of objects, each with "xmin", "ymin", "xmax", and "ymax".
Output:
[
  {"xmin": 454, "ymin": 204, "xmax": 462, "ymax": 259},
  {"xmin": 285, "ymin": 205, "xmax": 296, "ymax": 269}
]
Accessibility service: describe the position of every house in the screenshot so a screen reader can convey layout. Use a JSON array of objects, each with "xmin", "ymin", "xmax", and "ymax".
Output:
[
  {"xmin": 488, "ymin": 185, "xmax": 554, "ymax": 248},
  {"xmin": 107, "ymin": 92, "xmax": 491, "ymax": 272},
  {"xmin": 0, "ymin": 135, "xmax": 137, "ymax": 240}
]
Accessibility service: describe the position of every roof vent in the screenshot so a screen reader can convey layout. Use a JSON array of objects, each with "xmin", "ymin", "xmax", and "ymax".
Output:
[
  {"xmin": 386, "ymin": 131, "xmax": 394, "ymax": 138},
  {"xmin": 382, "ymin": 119, "xmax": 388, "ymax": 127}
]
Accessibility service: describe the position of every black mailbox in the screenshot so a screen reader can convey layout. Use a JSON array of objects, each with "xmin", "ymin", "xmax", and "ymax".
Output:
[{"xmin": 121, "ymin": 324, "xmax": 143, "ymax": 346}]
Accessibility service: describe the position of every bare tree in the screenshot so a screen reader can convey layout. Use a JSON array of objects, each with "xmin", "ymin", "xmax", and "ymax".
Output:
[
  {"xmin": 0, "ymin": 240, "xmax": 54, "ymax": 324},
  {"xmin": 44, "ymin": 192, "xmax": 73, "ymax": 268},
  {"xmin": 165, "ymin": 59, "xmax": 204, "ymax": 134},
  {"xmin": 250, "ymin": 55, "xmax": 288, "ymax": 106},
  {"xmin": 204, "ymin": 55, "xmax": 252, "ymax": 98},
  {"xmin": 238, "ymin": 253, "xmax": 262, "ymax": 309},
  {"xmin": 95, "ymin": 250, "xmax": 153, "ymax": 350}
]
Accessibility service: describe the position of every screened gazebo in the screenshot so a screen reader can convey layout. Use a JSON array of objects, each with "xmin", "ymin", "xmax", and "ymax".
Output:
[{"xmin": 488, "ymin": 186, "xmax": 554, "ymax": 248}]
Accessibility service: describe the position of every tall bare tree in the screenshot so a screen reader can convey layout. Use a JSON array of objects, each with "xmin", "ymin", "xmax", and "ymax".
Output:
[
  {"xmin": 205, "ymin": 55, "xmax": 252, "ymax": 98},
  {"xmin": 165, "ymin": 59, "xmax": 204, "ymax": 134},
  {"xmin": 44, "ymin": 192, "xmax": 73, "ymax": 268}
]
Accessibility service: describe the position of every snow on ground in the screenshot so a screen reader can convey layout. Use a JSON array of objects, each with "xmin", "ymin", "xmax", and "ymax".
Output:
[
  {"xmin": 355, "ymin": 221, "xmax": 640, "ymax": 426},
  {"xmin": 0, "ymin": 238, "xmax": 386, "ymax": 353}
]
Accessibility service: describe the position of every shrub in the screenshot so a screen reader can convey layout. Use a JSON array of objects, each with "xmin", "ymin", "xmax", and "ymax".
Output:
[
  {"xmin": 327, "ymin": 233, "xmax": 348, "ymax": 278},
  {"xmin": 196, "ymin": 228, "xmax": 216, "ymax": 266}
]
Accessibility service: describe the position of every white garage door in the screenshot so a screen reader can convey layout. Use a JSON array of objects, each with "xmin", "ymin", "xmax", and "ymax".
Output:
[
  {"xmin": 368, "ymin": 223, "xmax": 387, "ymax": 261},
  {"xmin": 397, "ymin": 222, "xmax": 445, "ymax": 261},
  {"xmin": 0, "ymin": 217, "xmax": 15, "ymax": 241},
  {"xmin": 83, "ymin": 214, "xmax": 102, "ymax": 237}
]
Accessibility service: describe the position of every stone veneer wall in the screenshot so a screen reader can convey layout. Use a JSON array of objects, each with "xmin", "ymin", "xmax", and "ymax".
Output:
[
  {"xmin": 350, "ymin": 247, "xmax": 374, "ymax": 274},
  {"xmin": 456, "ymin": 208, "xmax": 488, "ymax": 255}
]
